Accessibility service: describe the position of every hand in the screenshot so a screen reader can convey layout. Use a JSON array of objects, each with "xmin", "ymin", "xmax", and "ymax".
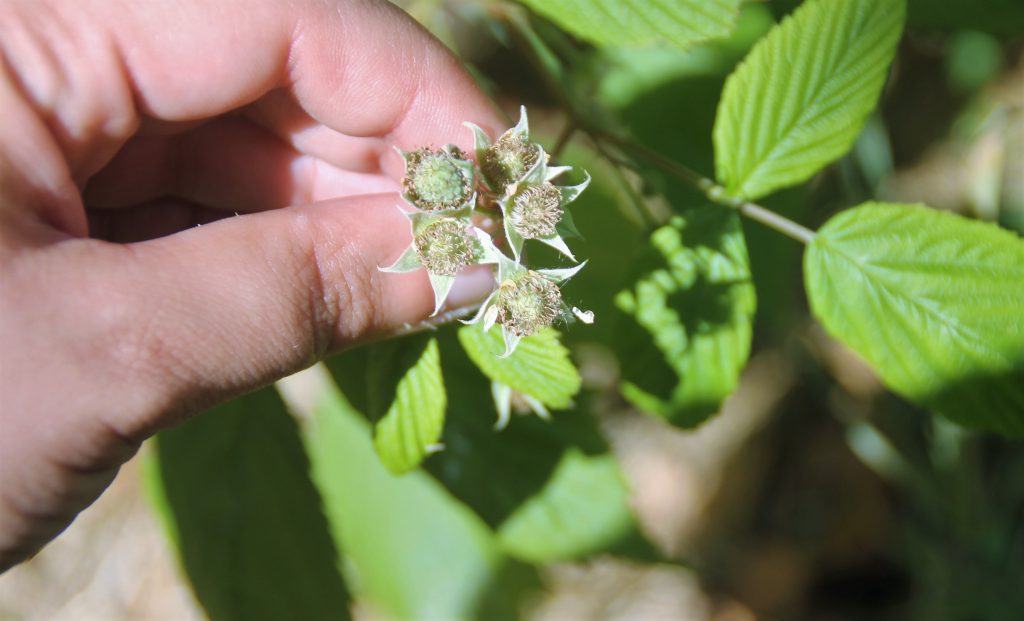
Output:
[{"xmin": 0, "ymin": 0, "xmax": 502, "ymax": 569}]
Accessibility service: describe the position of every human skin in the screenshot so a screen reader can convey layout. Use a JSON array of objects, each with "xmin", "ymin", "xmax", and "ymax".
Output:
[{"xmin": 0, "ymin": 0, "xmax": 503, "ymax": 570}]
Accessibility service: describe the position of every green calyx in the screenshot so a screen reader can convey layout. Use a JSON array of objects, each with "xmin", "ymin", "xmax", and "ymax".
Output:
[
  {"xmin": 481, "ymin": 131, "xmax": 541, "ymax": 194},
  {"xmin": 510, "ymin": 182, "xmax": 563, "ymax": 239},
  {"xmin": 414, "ymin": 218, "xmax": 478, "ymax": 276},
  {"xmin": 403, "ymin": 147, "xmax": 474, "ymax": 211},
  {"xmin": 495, "ymin": 271, "xmax": 562, "ymax": 337}
]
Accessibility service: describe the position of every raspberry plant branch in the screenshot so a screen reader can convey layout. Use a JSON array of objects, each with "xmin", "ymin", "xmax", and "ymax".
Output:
[
  {"xmin": 497, "ymin": 4, "xmax": 815, "ymax": 245},
  {"xmin": 495, "ymin": 3, "xmax": 574, "ymax": 114},
  {"xmin": 598, "ymin": 132, "xmax": 816, "ymax": 245},
  {"xmin": 590, "ymin": 137, "xmax": 665, "ymax": 229},
  {"xmin": 386, "ymin": 303, "xmax": 483, "ymax": 339}
]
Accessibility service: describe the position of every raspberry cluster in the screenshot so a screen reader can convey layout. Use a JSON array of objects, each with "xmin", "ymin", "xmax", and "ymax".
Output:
[{"xmin": 381, "ymin": 107, "xmax": 591, "ymax": 356}]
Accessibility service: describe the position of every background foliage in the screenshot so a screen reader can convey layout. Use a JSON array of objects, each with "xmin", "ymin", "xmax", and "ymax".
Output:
[{"xmin": 143, "ymin": 0, "xmax": 1024, "ymax": 619}]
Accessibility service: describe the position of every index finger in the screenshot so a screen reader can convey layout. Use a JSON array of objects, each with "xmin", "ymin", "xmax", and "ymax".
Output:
[
  {"xmin": 7, "ymin": 0, "xmax": 504, "ymax": 189},
  {"xmin": 114, "ymin": 0, "xmax": 504, "ymax": 151}
]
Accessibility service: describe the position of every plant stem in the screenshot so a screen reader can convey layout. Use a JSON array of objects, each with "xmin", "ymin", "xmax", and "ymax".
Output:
[
  {"xmin": 496, "ymin": 1, "xmax": 815, "ymax": 245},
  {"xmin": 496, "ymin": 4, "xmax": 575, "ymax": 115},
  {"xmin": 597, "ymin": 132, "xmax": 816, "ymax": 244},
  {"xmin": 597, "ymin": 131, "xmax": 711, "ymax": 190},
  {"xmin": 734, "ymin": 200, "xmax": 816, "ymax": 245},
  {"xmin": 386, "ymin": 303, "xmax": 481, "ymax": 339},
  {"xmin": 591, "ymin": 138, "xmax": 663, "ymax": 229}
]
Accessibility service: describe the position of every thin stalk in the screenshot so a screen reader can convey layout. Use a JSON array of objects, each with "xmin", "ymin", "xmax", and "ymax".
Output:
[
  {"xmin": 497, "ymin": 0, "xmax": 815, "ymax": 246},
  {"xmin": 597, "ymin": 131, "xmax": 712, "ymax": 191},
  {"xmin": 591, "ymin": 138, "xmax": 662, "ymax": 229},
  {"xmin": 735, "ymin": 200, "xmax": 815, "ymax": 245},
  {"xmin": 386, "ymin": 303, "xmax": 481, "ymax": 339},
  {"xmin": 597, "ymin": 132, "xmax": 816, "ymax": 244},
  {"xmin": 497, "ymin": 5, "xmax": 575, "ymax": 114}
]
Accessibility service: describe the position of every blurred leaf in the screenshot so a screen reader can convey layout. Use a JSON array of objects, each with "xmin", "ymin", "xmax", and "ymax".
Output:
[
  {"xmin": 593, "ymin": 4, "xmax": 775, "ymax": 109},
  {"xmin": 714, "ymin": 0, "xmax": 905, "ymax": 199},
  {"xmin": 459, "ymin": 324, "xmax": 580, "ymax": 409},
  {"xmin": 496, "ymin": 449, "xmax": 634, "ymax": 563},
  {"xmin": 369, "ymin": 336, "xmax": 446, "ymax": 474},
  {"xmin": 303, "ymin": 365, "xmax": 537, "ymax": 620},
  {"xmin": 805, "ymin": 202, "xmax": 1024, "ymax": 436},
  {"xmin": 908, "ymin": 0, "xmax": 1024, "ymax": 38},
  {"xmin": 426, "ymin": 332, "xmax": 649, "ymax": 563},
  {"xmin": 519, "ymin": 0, "xmax": 741, "ymax": 50},
  {"xmin": 946, "ymin": 31, "xmax": 1004, "ymax": 94},
  {"xmin": 851, "ymin": 114, "xmax": 895, "ymax": 194},
  {"xmin": 614, "ymin": 205, "xmax": 756, "ymax": 427},
  {"xmin": 145, "ymin": 387, "xmax": 351, "ymax": 621}
]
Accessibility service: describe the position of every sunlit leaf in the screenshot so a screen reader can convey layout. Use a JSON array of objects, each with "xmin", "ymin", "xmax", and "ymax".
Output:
[
  {"xmin": 302, "ymin": 365, "xmax": 538, "ymax": 619},
  {"xmin": 496, "ymin": 450, "xmax": 634, "ymax": 563},
  {"xmin": 458, "ymin": 323, "xmax": 581, "ymax": 410},
  {"xmin": 614, "ymin": 205, "xmax": 756, "ymax": 427},
  {"xmin": 426, "ymin": 333, "xmax": 649, "ymax": 563},
  {"xmin": 520, "ymin": 0, "xmax": 741, "ymax": 50},
  {"xmin": 144, "ymin": 387, "xmax": 351, "ymax": 621},
  {"xmin": 595, "ymin": 5, "xmax": 775, "ymax": 109},
  {"xmin": 805, "ymin": 203, "xmax": 1024, "ymax": 436},
  {"xmin": 714, "ymin": 0, "xmax": 905, "ymax": 199},
  {"xmin": 370, "ymin": 337, "xmax": 446, "ymax": 474}
]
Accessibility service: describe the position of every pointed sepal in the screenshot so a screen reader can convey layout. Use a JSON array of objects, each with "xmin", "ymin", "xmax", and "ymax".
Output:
[
  {"xmin": 427, "ymin": 272, "xmax": 456, "ymax": 316},
  {"xmin": 537, "ymin": 261, "xmax": 587, "ymax": 284},
  {"xmin": 378, "ymin": 244, "xmax": 422, "ymax": 273},
  {"xmin": 511, "ymin": 104, "xmax": 529, "ymax": 137},
  {"xmin": 520, "ymin": 393, "xmax": 551, "ymax": 421},
  {"xmin": 491, "ymin": 381, "xmax": 513, "ymax": 431},
  {"xmin": 464, "ymin": 121, "xmax": 493, "ymax": 154},
  {"xmin": 557, "ymin": 207, "xmax": 582, "ymax": 239},
  {"xmin": 502, "ymin": 211, "xmax": 526, "ymax": 262},
  {"xmin": 461, "ymin": 289, "xmax": 499, "ymax": 326},
  {"xmin": 472, "ymin": 227, "xmax": 506, "ymax": 265},
  {"xmin": 498, "ymin": 327, "xmax": 522, "ymax": 359},
  {"xmin": 535, "ymin": 233, "xmax": 576, "ymax": 260},
  {"xmin": 559, "ymin": 172, "xmax": 591, "ymax": 204},
  {"xmin": 545, "ymin": 165, "xmax": 573, "ymax": 182}
]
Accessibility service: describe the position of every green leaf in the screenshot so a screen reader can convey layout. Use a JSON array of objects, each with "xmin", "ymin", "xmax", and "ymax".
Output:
[
  {"xmin": 302, "ymin": 364, "xmax": 539, "ymax": 620},
  {"xmin": 595, "ymin": 5, "xmax": 775, "ymax": 109},
  {"xmin": 328, "ymin": 332, "xmax": 648, "ymax": 564},
  {"xmin": 369, "ymin": 336, "xmax": 446, "ymax": 474},
  {"xmin": 496, "ymin": 449, "xmax": 635, "ymax": 563},
  {"xmin": 143, "ymin": 387, "xmax": 351, "ymax": 621},
  {"xmin": 805, "ymin": 202, "xmax": 1024, "ymax": 436},
  {"xmin": 458, "ymin": 323, "xmax": 581, "ymax": 409},
  {"xmin": 613, "ymin": 205, "xmax": 756, "ymax": 427},
  {"xmin": 713, "ymin": 0, "xmax": 905, "ymax": 200},
  {"xmin": 519, "ymin": 0, "xmax": 741, "ymax": 51},
  {"xmin": 426, "ymin": 332, "xmax": 649, "ymax": 563}
]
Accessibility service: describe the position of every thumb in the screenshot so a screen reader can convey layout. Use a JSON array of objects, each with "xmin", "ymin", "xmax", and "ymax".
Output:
[{"xmin": 69, "ymin": 194, "xmax": 487, "ymax": 436}]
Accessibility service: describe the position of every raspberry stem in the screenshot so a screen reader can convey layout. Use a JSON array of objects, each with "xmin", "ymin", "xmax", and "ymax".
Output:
[{"xmin": 597, "ymin": 132, "xmax": 816, "ymax": 245}]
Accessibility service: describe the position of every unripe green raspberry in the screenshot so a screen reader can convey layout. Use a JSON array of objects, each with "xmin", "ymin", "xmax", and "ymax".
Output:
[
  {"xmin": 480, "ymin": 131, "xmax": 540, "ymax": 194},
  {"xmin": 510, "ymin": 183, "xmax": 563, "ymax": 238},
  {"xmin": 414, "ymin": 218, "xmax": 477, "ymax": 276},
  {"xmin": 495, "ymin": 271, "xmax": 562, "ymax": 336},
  {"xmin": 403, "ymin": 147, "xmax": 473, "ymax": 210}
]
